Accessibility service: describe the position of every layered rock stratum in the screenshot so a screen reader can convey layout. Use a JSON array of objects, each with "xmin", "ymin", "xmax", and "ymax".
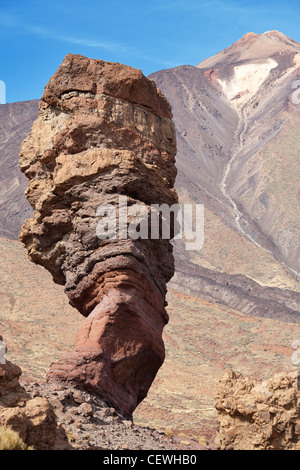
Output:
[{"xmin": 19, "ymin": 54, "xmax": 177, "ymax": 417}]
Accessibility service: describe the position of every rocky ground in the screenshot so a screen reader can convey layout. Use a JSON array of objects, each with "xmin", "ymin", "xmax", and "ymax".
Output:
[
  {"xmin": 0, "ymin": 359, "xmax": 207, "ymax": 451},
  {"xmin": 22, "ymin": 380, "xmax": 207, "ymax": 451},
  {"xmin": 1, "ymin": 235, "xmax": 298, "ymax": 444},
  {"xmin": 2, "ymin": 359, "xmax": 299, "ymax": 451}
]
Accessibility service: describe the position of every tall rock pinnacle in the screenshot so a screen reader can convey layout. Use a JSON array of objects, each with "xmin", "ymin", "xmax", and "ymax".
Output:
[{"xmin": 19, "ymin": 54, "xmax": 177, "ymax": 416}]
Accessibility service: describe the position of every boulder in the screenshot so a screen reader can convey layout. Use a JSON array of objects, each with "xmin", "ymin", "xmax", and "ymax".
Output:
[{"xmin": 0, "ymin": 358, "xmax": 57, "ymax": 450}]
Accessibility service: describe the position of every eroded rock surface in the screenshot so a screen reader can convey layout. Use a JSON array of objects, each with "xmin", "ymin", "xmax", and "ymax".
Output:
[
  {"xmin": 0, "ymin": 356, "xmax": 58, "ymax": 450},
  {"xmin": 215, "ymin": 370, "xmax": 300, "ymax": 450},
  {"xmin": 19, "ymin": 54, "xmax": 177, "ymax": 416}
]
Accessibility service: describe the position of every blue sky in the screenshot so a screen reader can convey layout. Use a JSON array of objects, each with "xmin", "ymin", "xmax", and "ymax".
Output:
[{"xmin": 0, "ymin": 0, "xmax": 300, "ymax": 103}]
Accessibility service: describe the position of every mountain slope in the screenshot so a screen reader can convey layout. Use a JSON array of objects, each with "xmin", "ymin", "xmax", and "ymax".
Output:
[
  {"xmin": 136, "ymin": 30, "xmax": 300, "ymax": 438},
  {"xmin": 0, "ymin": 100, "xmax": 38, "ymax": 239},
  {"xmin": 196, "ymin": 30, "xmax": 300, "ymax": 273},
  {"xmin": 149, "ymin": 31, "xmax": 300, "ymax": 314}
]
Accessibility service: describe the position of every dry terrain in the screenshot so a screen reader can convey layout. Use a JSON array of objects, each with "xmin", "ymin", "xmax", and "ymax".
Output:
[
  {"xmin": 0, "ymin": 236, "xmax": 298, "ymax": 443},
  {"xmin": 0, "ymin": 31, "xmax": 299, "ymax": 443}
]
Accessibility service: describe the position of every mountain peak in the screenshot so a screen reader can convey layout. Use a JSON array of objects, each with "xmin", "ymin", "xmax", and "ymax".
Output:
[
  {"xmin": 238, "ymin": 30, "xmax": 296, "ymax": 45},
  {"xmin": 263, "ymin": 29, "xmax": 282, "ymax": 35},
  {"xmin": 239, "ymin": 32, "xmax": 259, "ymax": 40},
  {"xmin": 197, "ymin": 30, "xmax": 300, "ymax": 69},
  {"xmin": 263, "ymin": 30, "xmax": 289, "ymax": 38}
]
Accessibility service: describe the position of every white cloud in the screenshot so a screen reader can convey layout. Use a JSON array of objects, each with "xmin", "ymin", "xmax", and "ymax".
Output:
[
  {"xmin": 0, "ymin": 6, "xmax": 184, "ymax": 69},
  {"xmin": 28, "ymin": 25, "xmax": 123, "ymax": 52}
]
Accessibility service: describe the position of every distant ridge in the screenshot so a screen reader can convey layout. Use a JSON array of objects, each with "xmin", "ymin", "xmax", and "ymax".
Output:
[
  {"xmin": 0, "ymin": 99, "xmax": 39, "ymax": 239},
  {"xmin": 197, "ymin": 30, "xmax": 300, "ymax": 68}
]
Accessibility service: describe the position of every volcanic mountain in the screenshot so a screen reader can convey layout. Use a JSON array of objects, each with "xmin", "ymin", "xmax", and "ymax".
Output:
[
  {"xmin": 0, "ymin": 31, "xmax": 299, "ymax": 441},
  {"xmin": 149, "ymin": 30, "xmax": 300, "ymax": 314}
]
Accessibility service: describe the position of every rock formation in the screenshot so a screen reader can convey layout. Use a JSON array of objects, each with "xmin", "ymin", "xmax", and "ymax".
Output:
[
  {"xmin": 19, "ymin": 54, "xmax": 177, "ymax": 417},
  {"xmin": 0, "ymin": 354, "xmax": 58, "ymax": 450},
  {"xmin": 215, "ymin": 370, "xmax": 300, "ymax": 450}
]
